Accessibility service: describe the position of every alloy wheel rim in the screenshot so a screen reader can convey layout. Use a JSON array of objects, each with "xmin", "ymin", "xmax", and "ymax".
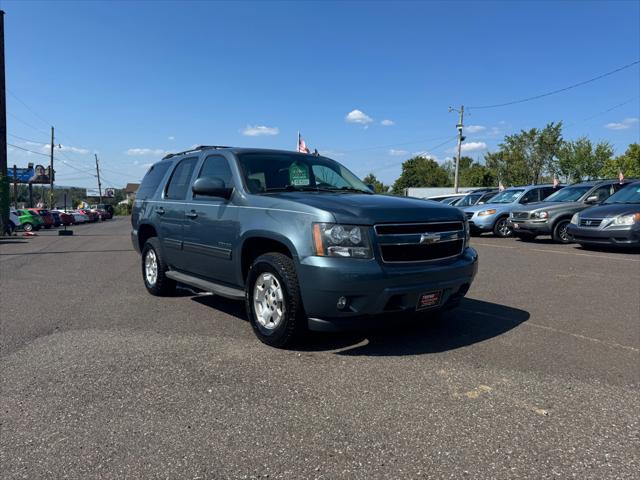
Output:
[
  {"xmin": 144, "ymin": 249, "xmax": 158, "ymax": 286},
  {"xmin": 498, "ymin": 220, "xmax": 511, "ymax": 237},
  {"xmin": 559, "ymin": 223, "xmax": 569, "ymax": 242},
  {"xmin": 253, "ymin": 272, "xmax": 285, "ymax": 330}
]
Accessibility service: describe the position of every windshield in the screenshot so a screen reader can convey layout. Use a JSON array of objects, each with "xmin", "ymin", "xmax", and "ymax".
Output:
[
  {"xmin": 456, "ymin": 193, "xmax": 482, "ymax": 207},
  {"xmin": 237, "ymin": 153, "xmax": 372, "ymax": 194},
  {"xmin": 486, "ymin": 189, "xmax": 525, "ymax": 204},
  {"xmin": 543, "ymin": 185, "xmax": 592, "ymax": 202},
  {"xmin": 604, "ymin": 183, "xmax": 640, "ymax": 204}
]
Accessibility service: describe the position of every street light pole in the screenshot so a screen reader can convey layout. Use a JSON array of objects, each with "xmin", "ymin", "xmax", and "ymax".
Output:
[
  {"xmin": 449, "ymin": 105, "xmax": 465, "ymax": 194},
  {"xmin": 0, "ymin": 11, "xmax": 8, "ymax": 235}
]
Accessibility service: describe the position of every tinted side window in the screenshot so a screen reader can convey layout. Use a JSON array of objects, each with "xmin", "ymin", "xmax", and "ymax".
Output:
[
  {"xmin": 137, "ymin": 162, "xmax": 172, "ymax": 200},
  {"xmin": 520, "ymin": 189, "xmax": 539, "ymax": 203},
  {"xmin": 540, "ymin": 187, "xmax": 557, "ymax": 200},
  {"xmin": 198, "ymin": 155, "xmax": 233, "ymax": 187},
  {"xmin": 165, "ymin": 157, "xmax": 198, "ymax": 200},
  {"xmin": 591, "ymin": 185, "xmax": 612, "ymax": 202}
]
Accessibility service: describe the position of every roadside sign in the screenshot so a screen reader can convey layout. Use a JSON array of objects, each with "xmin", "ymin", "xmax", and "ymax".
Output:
[{"xmin": 86, "ymin": 188, "xmax": 101, "ymax": 197}]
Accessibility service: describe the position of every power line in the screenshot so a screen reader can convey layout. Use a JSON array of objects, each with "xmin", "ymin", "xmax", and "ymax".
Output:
[
  {"xmin": 359, "ymin": 136, "xmax": 458, "ymax": 174},
  {"xmin": 468, "ymin": 59, "xmax": 640, "ymax": 110},
  {"xmin": 7, "ymin": 89, "xmax": 52, "ymax": 127},
  {"xmin": 7, "ymin": 143, "xmax": 50, "ymax": 157},
  {"xmin": 7, "ymin": 132, "xmax": 47, "ymax": 144},
  {"xmin": 7, "ymin": 112, "xmax": 50, "ymax": 135},
  {"xmin": 564, "ymin": 96, "xmax": 639, "ymax": 129},
  {"xmin": 341, "ymin": 134, "xmax": 455, "ymax": 154}
]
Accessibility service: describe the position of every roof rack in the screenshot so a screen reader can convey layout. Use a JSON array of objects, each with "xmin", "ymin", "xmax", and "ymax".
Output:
[{"xmin": 162, "ymin": 145, "xmax": 231, "ymax": 160}]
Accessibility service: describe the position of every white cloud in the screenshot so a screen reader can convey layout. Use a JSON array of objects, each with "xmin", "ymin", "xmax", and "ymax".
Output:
[
  {"xmin": 380, "ymin": 119, "xmax": 395, "ymax": 126},
  {"xmin": 460, "ymin": 141, "xmax": 487, "ymax": 153},
  {"xmin": 604, "ymin": 117, "xmax": 639, "ymax": 130},
  {"xmin": 41, "ymin": 143, "xmax": 89, "ymax": 155},
  {"xmin": 414, "ymin": 151, "xmax": 438, "ymax": 161},
  {"xmin": 126, "ymin": 148, "xmax": 167, "ymax": 156},
  {"xmin": 241, "ymin": 125, "xmax": 279, "ymax": 136},
  {"xmin": 345, "ymin": 109, "xmax": 373, "ymax": 125},
  {"xmin": 465, "ymin": 125, "xmax": 486, "ymax": 133},
  {"xmin": 388, "ymin": 149, "xmax": 408, "ymax": 156},
  {"xmin": 168, "ymin": 136, "xmax": 175, "ymax": 140}
]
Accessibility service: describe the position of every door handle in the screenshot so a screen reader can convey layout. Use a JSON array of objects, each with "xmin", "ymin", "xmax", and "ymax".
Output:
[
  {"xmin": 186, "ymin": 210, "xmax": 198, "ymax": 219},
  {"xmin": 156, "ymin": 207, "xmax": 165, "ymax": 215}
]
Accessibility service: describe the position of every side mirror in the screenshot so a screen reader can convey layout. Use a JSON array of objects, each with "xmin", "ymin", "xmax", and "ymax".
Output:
[
  {"xmin": 520, "ymin": 198, "xmax": 529, "ymax": 204},
  {"xmin": 192, "ymin": 177, "xmax": 233, "ymax": 200},
  {"xmin": 585, "ymin": 195, "xmax": 599, "ymax": 204},
  {"xmin": 366, "ymin": 184, "xmax": 375, "ymax": 192}
]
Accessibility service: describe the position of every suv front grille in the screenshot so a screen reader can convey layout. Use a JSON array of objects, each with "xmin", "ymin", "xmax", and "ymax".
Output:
[
  {"xmin": 375, "ymin": 222, "xmax": 463, "ymax": 235},
  {"xmin": 465, "ymin": 212, "xmax": 474, "ymax": 220},
  {"xmin": 380, "ymin": 240, "xmax": 465, "ymax": 262},
  {"xmin": 511, "ymin": 211, "xmax": 529, "ymax": 220},
  {"xmin": 375, "ymin": 221, "xmax": 465, "ymax": 263},
  {"xmin": 580, "ymin": 218, "xmax": 602, "ymax": 227}
]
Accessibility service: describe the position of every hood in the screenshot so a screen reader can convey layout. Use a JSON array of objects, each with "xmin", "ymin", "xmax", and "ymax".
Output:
[
  {"xmin": 512, "ymin": 201, "xmax": 581, "ymax": 213},
  {"xmin": 266, "ymin": 192, "xmax": 464, "ymax": 224},
  {"xmin": 579, "ymin": 203, "xmax": 640, "ymax": 218}
]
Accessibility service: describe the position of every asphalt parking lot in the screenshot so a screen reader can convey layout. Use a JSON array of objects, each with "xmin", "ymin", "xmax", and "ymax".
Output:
[{"xmin": 1, "ymin": 217, "xmax": 638, "ymax": 479}]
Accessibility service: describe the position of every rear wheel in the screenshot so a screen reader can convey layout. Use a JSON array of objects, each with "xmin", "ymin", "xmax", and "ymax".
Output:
[
  {"xmin": 493, "ymin": 217, "xmax": 513, "ymax": 238},
  {"xmin": 141, "ymin": 237, "xmax": 176, "ymax": 296},
  {"xmin": 553, "ymin": 219, "xmax": 571, "ymax": 244},
  {"xmin": 246, "ymin": 253, "xmax": 306, "ymax": 348},
  {"xmin": 22, "ymin": 222, "xmax": 33, "ymax": 232}
]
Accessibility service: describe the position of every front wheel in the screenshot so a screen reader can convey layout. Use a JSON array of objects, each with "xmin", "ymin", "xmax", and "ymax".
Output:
[
  {"xmin": 141, "ymin": 237, "xmax": 176, "ymax": 296},
  {"xmin": 493, "ymin": 217, "xmax": 513, "ymax": 238},
  {"xmin": 22, "ymin": 222, "xmax": 33, "ymax": 232},
  {"xmin": 245, "ymin": 253, "xmax": 306, "ymax": 348},
  {"xmin": 553, "ymin": 220, "xmax": 572, "ymax": 244}
]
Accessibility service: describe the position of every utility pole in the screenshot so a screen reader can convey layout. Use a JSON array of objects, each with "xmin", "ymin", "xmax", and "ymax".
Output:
[
  {"xmin": 12, "ymin": 164, "xmax": 17, "ymax": 205},
  {"xmin": 449, "ymin": 105, "xmax": 465, "ymax": 193},
  {"xmin": 95, "ymin": 153, "xmax": 102, "ymax": 203},
  {"xmin": 49, "ymin": 126, "xmax": 54, "ymax": 209},
  {"xmin": 0, "ymin": 10, "xmax": 8, "ymax": 235}
]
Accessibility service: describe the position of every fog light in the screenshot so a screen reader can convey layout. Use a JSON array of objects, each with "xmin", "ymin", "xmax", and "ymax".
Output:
[{"xmin": 337, "ymin": 296, "xmax": 348, "ymax": 310}]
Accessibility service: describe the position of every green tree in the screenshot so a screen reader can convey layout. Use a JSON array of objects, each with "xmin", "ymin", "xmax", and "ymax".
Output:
[
  {"xmin": 600, "ymin": 143, "xmax": 640, "ymax": 179},
  {"xmin": 392, "ymin": 156, "xmax": 451, "ymax": 194},
  {"xmin": 460, "ymin": 163, "xmax": 497, "ymax": 187},
  {"xmin": 557, "ymin": 138, "xmax": 613, "ymax": 182},
  {"xmin": 362, "ymin": 173, "xmax": 390, "ymax": 194}
]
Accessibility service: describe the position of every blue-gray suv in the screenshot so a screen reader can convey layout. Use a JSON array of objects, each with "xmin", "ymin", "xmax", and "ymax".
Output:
[{"xmin": 132, "ymin": 146, "xmax": 478, "ymax": 347}]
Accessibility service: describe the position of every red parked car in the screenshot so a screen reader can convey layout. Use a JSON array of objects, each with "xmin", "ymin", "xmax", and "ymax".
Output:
[
  {"xmin": 78, "ymin": 209, "xmax": 99, "ymax": 222},
  {"xmin": 53, "ymin": 210, "xmax": 75, "ymax": 226},
  {"xmin": 28, "ymin": 208, "xmax": 55, "ymax": 229}
]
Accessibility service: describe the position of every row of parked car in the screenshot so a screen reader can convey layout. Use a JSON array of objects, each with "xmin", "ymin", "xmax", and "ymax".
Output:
[
  {"xmin": 427, "ymin": 179, "xmax": 640, "ymax": 248},
  {"xmin": 8, "ymin": 204, "xmax": 114, "ymax": 233}
]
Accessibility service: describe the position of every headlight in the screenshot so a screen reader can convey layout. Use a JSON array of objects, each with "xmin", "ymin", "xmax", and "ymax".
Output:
[
  {"xmin": 478, "ymin": 209, "xmax": 497, "ymax": 216},
  {"xmin": 313, "ymin": 223, "xmax": 372, "ymax": 258},
  {"xmin": 608, "ymin": 213, "xmax": 640, "ymax": 227},
  {"xmin": 533, "ymin": 211, "xmax": 549, "ymax": 219},
  {"xmin": 570, "ymin": 213, "xmax": 579, "ymax": 225},
  {"xmin": 464, "ymin": 219, "xmax": 471, "ymax": 247}
]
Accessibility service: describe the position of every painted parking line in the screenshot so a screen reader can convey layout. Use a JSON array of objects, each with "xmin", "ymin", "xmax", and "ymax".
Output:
[{"xmin": 460, "ymin": 308, "xmax": 639, "ymax": 353}]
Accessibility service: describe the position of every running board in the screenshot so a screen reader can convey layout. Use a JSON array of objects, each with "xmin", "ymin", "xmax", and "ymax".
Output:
[{"xmin": 166, "ymin": 271, "xmax": 245, "ymax": 300}]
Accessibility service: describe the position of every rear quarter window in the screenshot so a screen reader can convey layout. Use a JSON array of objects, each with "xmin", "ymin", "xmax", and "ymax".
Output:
[{"xmin": 136, "ymin": 162, "xmax": 172, "ymax": 200}]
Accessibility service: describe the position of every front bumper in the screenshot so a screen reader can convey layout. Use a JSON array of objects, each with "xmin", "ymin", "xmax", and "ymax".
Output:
[
  {"xmin": 467, "ymin": 214, "xmax": 496, "ymax": 233},
  {"xmin": 508, "ymin": 218, "xmax": 551, "ymax": 236},
  {"xmin": 566, "ymin": 224, "xmax": 640, "ymax": 247},
  {"xmin": 297, "ymin": 248, "xmax": 478, "ymax": 331}
]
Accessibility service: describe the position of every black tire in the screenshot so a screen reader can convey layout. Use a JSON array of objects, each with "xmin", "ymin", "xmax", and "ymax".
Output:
[
  {"xmin": 245, "ymin": 253, "xmax": 306, "ymax": 348},
  {"xmin": 552, "ymin": 219, "xmax": 572, "ymax": 244},
  {"xmin": 493, "ymin": 216, "xmax": 513, "ymax": 238},
  {"xmin": 141, "ymin": 237, "xmax": 176, "ymax": 296},
  {"xmin": 22, "ymin": 222, "xmax": 33, "ymax": 232}
]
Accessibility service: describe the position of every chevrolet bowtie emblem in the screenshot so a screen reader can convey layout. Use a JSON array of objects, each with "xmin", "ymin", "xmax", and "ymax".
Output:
[{"xmin": 420, "ymin": 233, "xmax": 441, "ymax": 244}]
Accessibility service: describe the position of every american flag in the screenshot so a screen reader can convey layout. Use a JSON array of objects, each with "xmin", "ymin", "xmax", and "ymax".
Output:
[
  {"xmin": 619, "ymin": 170, "xmax": 625, "ymax": 183},
  {"xmin": 297, "ymin": 132, "xmax": 310, "ymax": 154}
]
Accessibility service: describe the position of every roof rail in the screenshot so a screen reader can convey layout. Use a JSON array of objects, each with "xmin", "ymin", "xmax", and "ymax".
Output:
[{"xmin": 162, "ymin": 145, "xmax": 231, "ymax": 160}]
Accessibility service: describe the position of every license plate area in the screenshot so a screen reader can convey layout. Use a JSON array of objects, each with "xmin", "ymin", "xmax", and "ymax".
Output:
[{"xmin": 416, "ymin": 290, "xmax": 442, "ymax": 310}]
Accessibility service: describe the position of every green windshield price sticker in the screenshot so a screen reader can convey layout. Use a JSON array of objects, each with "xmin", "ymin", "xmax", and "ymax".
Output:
[{"xmin": 289, "ymin": 163, "xmax": 310, "ymax": 186}]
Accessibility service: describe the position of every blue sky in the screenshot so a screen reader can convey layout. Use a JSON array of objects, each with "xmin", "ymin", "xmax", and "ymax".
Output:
[{"xmin": 3, "ymin": 0, "xmax": 639, "ymax": 188}]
